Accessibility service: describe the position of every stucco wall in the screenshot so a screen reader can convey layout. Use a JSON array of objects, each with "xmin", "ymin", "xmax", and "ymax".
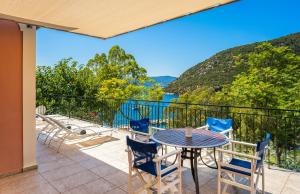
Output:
[
  {"xmin": 0, "ymin": 19, "xmax": 23, "ymax": 175},
  {"xmin": 0, "ymin": 20, "xmax": 37, "ymax": 176}
]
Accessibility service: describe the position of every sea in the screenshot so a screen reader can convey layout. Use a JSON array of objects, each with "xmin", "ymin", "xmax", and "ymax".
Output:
[{"xmin": 112, "ymin": 93, "xmax": 178, "ymax": 127}]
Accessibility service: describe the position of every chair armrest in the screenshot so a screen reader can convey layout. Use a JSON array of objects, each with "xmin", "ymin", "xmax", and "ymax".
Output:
[
  {"xmin": 217, "ymin": 148, "xmax": 260, "ymax": 160},
  {"xmin": 153, "ymin": 150, "xmax": 181, "ymax": 162},
  {"xmin": 219, "ymin": 128, "xmax": 233, "ymax": 135},
  {"xmin": 196, "ymin": 125, "xmax": 208, "ymax": 130},
  {"xmin": 129, "ymin": 129, "xmax": 150, "ymax": 137},
  {"xmin": 230, "ymin": 140, "xmax": 257, "ymax": 147},
  {"xmin": 151, "ymin": 127, "xmax": 165, "ymax": 131},
  {"xmin": 73, "ymin": 124, "xmax": 99, "ymax": 129}
]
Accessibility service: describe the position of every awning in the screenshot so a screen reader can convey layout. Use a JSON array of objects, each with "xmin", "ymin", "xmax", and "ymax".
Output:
[{"xmin": 0, "ymin": 0, "xmax": 237, "ymax": 39}]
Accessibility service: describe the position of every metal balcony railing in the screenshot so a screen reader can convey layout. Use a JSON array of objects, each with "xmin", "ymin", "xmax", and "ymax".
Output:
[{"xmin": 37, "ymin": 95, "xmax": 300, "ymax": 170}]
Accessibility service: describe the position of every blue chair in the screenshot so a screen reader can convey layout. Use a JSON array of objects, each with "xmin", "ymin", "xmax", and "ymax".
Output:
[
  {"xmin": 129, "ymin": 118, "xmax": 164, "ymax": 142},
  {"xmin": 197, "ymin": 117, "xmax": 233, "ymax": 139},
  {"xmin": 196, "ymin": 117, "xmax": 233, "ymax": 164},
  {"xmin": 126, "ymin": 136, "xmax": 182, "ymax": 194},
  {"xmin": 217, "ymin": 133, "xmax": 270, "ymax": 194},
  {"xmin": 129, "ymin": 118, "xmax": 151, "ymax": 142}
]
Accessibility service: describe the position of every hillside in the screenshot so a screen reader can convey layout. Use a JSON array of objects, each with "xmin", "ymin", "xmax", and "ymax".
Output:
[
  {"xmin": 148, "ymin": 76, "xmax": 177, "ymax": 88},
  {"xmin": 165, "ymin": 32, "xmax": 300, "ymax": 94}
]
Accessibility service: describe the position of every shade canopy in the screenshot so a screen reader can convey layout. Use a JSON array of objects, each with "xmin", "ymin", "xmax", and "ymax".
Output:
[{"xmin": 0, "ymin": 0, "xmax": 237, "ymax": 39}]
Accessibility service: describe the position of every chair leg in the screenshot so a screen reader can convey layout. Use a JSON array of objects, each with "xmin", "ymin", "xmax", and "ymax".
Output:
[
  {"xmin": 169, "ymin": 188, "xmax": 174, "ymax": 194},
  {"xmin": 43, "ymin": 126, "xmax": 56, "ymax": 144},
  {"xmin": 250, "ymin": 175, "xmax": 255, "ymax": 194},
  {"xmin": 157, "ymin": 177, "xmax": 161, "ymax": 194},
  {"xmin": 262, "ymin": 166, "xmax": 265, "ymax": 194},
  {"xmin": 146, "ymin": 190, "xmax": 151, "ymax": 194},
  {"xmin": 37, "ymin": 124, "xmax": 49, "ymax": 140},
  {"xmin": 127, "ymin": 150, "xmax": 133, "ymax": 194},
  {"xmin": 128, "ymin": 174, "xmax": 133, "ymax": 194},
  {"xmin": 217, "ymin": 171, "xmax": 221, "ymax": 194},
  {"xmin": 255, "ymin": 169, "xmax": 260, "ymax": 191},
  {"xmin": 57, "ymin": 132, "xmax": 70, "ymax": 152},
  {"xmin": 178, "ymin": 172, "xmax": 182, "ymax": 194}
]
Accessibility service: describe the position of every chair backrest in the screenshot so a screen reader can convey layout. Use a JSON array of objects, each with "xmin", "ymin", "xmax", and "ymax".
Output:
[
  {"xmin": 48, "ymin": 117, "xmax": 71, "ymax": 132},
  {"xmin": 126, "ymin": 136, "xmax": 157, "ymax": 166},
  {"xmin": 207, "ymin": 117, "xmax": 232, "ymax": 133},
  {"xmin": 36, "ymin": 113, "xmax": 56, "ymax": 126},
  {"xmin": 130, "ymin": 118, "xmax": 150, "ymax": 134},
  {"xmin": 256, "ymin": 133, "xmax": 271, "ymax": 167}
]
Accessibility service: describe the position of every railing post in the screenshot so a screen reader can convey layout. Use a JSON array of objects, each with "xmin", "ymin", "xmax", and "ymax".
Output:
[
  {"xmin": 68, "ymin": 98, "xmax": 71, "ymax": 118},
  {"xmin": 185, "ymin": 102, "xmax": 188, "ymax": 127},
  {"xmin": 220, "ymin": 106, "xmax": 223, "ymax": 118},
  {"xmin": 157, "ymin": 101, "xmax": 160, "ymax": 127}
]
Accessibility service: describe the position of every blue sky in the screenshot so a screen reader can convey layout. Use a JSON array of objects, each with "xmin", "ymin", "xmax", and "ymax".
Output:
[{"xmin": 37, "ymin": 0, "xmax": 300, "ymax": 77}]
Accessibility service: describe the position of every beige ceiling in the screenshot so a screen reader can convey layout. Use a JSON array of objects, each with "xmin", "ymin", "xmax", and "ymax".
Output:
[{"xmin": 0, "ymin": 0, "xmax": 237, "ymax": 39}]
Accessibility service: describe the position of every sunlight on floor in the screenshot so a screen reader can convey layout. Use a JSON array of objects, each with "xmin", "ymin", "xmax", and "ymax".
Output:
[{"xmin": 0, "ymin": 116, "xmax": 299, "ymax": 194}]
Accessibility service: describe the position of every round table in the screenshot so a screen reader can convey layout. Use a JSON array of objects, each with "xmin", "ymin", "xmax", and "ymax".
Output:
[{"xmin": 151, "ymin": 128, "xmax": 229, "ymax": 194}]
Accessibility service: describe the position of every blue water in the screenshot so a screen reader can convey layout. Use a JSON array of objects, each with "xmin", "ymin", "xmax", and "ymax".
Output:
[
  {"xmin": 112, "ymin": 93, "xmax": 178, "ymax": 127},
  {"xmin": 162, "ymin": 93, "xmax": 178, "ymax": 102}
]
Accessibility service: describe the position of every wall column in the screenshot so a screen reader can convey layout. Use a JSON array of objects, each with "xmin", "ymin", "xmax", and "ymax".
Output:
[
  {"xmin": 0, "ymin": 19, "xmax": 23, "ymax": 176},
  {"xmin": 19, "ymin": 24, "xmax": 37, "ymax": 170}
]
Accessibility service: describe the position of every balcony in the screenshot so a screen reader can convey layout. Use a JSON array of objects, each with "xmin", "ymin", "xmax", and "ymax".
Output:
[
  {"xmin": 1, "ymin": 101, "xmax": 300, "ymax": 193},
  {"xmin": 0, "ymin": 116, "xmax": 298, "ymax": 194}
]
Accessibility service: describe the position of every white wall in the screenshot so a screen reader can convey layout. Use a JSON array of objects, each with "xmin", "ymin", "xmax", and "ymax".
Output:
[{"xmin": 19, "ymin": 24, "xmax": 37, "ymax": 169}]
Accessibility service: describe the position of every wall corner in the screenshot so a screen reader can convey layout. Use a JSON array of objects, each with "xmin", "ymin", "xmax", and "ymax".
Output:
[{"xmin": 19, "ymin": 23, "xmax": 37, "ymax": 169}]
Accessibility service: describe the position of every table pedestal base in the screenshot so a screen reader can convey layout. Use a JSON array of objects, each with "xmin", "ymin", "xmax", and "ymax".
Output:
[{"xmin": 181, "ymin": 148, "xmax": 218, "ymax": 194}]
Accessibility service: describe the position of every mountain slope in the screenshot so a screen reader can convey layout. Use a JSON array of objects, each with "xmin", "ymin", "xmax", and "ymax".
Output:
[{"xmin": 165, "ymin": 32, "xmax": 300, "ymax": 94}]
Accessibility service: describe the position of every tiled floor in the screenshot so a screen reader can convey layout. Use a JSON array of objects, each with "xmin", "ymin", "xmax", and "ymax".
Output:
[{"xmin": 0, "ymin": 117, "xmax": 299, "ymax": 194}]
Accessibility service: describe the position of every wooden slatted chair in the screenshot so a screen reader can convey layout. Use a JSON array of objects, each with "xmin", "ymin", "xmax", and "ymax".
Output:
[
  {"xmin": 217, "ymin": 133, "xmax": 270, "ymax": 194},
  {"xmin": 196, "ymin": 117, "xmax": 233, "ymax": 163},
  {"xmin": 197, "ymin": 117, "xmax": 233, "ymax": 139},
  {"xmin": 126, "ymin": 136, "xmax": 182, "ymax": 194},
  {"xmin": 129, "ymin": 118, "xmax": 168, "ymax": 154},
  {"xmin": 129, "ymin": 118, "xmax": 155, "ymax": 142}
]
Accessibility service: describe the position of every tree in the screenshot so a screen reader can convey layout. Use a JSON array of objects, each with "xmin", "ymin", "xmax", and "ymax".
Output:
[
  {"xmin": 175, "ymin": 43, "xmax": 300, "ymax": 109},
  {"xmin": 36, "ymin": 45, "xmax": 164, "ymax": 126},
  {"xmin": 86, "ymin": 46, "xmax": 163, "ymax": 124},
  {"xmin": 228, "ymin": 43, "xmax": 300, "ymax": 109},
  {"xmin": 36, "ymin": 58, "xmax": 82, "ymax": 114},
  {"xmin": 226, "ymin": 43, "xmax": 300, "ymax": 167},
  {"xmin": 171, "ymin": 43, "xmax": 300, "ymax": 168}
]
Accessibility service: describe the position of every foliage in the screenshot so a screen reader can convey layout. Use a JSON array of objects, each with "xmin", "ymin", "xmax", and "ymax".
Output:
[
  {"xmin": 169, "ymin": 43, "xmax": 300, "ymax": 169},
  {"xmin": 87, "ymin": 46, "xmax": 150, "ymax": 100},
  {"xmin": 228, "ymin": 43, "xmax": 300, "ymax": 109},
  {"xmin": 166, "ymin": 32, "xmax": 300, "ymax": 94},
  {"xmin": 173, "ymin": 43, "xmax": 300, "ymax": 109},
  {"xmin": 36, "ymin": 46, "xmax": 164, "ymax": 125}
]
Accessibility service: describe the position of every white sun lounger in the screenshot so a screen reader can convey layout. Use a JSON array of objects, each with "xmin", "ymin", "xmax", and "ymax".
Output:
[
  {"xmin": 36, "ymin": 113, "xmax": 60, "ymax": 144},
  {"xmin": 46, "ymin": 116, "xmax": 115, "ymax": 152}
]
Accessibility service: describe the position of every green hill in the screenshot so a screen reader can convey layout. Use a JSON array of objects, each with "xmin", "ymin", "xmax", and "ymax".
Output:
[{"xmin": 165, "ymin": 32, "xmax": 300, "ymax": 94}]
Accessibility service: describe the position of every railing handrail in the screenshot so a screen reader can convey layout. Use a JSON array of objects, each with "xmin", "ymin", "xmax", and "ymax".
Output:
[{"xmin": 38, "ymin": 94, "xmax": 300, "ymax": 113}]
